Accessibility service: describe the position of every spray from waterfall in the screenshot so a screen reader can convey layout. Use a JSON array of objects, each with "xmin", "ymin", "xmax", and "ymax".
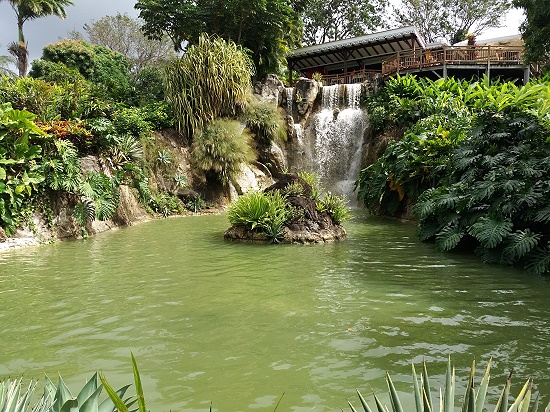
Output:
[{"xmin": 306, "ymin": 83, "xmax": 367, "ymax": 202}]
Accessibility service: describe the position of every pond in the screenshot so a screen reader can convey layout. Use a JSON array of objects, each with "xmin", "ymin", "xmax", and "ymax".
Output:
[{"xmin": 1, "ymin": 212, "xmax": 549, "ymax": 411}]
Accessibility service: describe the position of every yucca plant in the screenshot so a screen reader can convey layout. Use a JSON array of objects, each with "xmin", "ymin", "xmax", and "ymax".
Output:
[
  {"xmin": 100, "ymin": 353, "xmax": 147, "ymax": 412},
  {"xmin": 348, "ymin": 358, "xmax": 549, "ymax": 412}
]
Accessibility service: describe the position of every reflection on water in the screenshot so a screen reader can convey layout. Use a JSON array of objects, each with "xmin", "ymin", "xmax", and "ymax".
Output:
[{"xmin": 1, "ymin": 212, "xmax": 549, "ymax": 411}]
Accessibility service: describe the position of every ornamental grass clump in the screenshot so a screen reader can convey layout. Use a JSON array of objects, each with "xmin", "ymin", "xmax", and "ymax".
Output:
[
  {"xmin": 191, "ymin": 118, "xmax": 255, "ymax": 185},
  {"xmin": 164, "ymin": 34, "xmax": 254, "ymax": 137}
]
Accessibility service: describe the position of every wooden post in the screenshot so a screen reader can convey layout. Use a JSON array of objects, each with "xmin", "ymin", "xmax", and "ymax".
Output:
[{"xmin": 487, "ymin": 45, "xmax": 491, "ymax": 81}]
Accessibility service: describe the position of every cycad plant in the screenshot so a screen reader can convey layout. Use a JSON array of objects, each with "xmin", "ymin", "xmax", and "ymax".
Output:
[{"xmin": 348, "ymin": 358, "xmax": 548, "ymax": 412}]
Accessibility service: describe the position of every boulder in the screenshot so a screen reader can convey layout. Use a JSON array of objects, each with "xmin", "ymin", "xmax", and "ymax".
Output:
[
  {"xmin": 254, "ymin": 74, "xmax": 284, "ymax": 105},
  {"xmin": 294, "ymin": 78, "xmax": 321, "ymax": 118}
]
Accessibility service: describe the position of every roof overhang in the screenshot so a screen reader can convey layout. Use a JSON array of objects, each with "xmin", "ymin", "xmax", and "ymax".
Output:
[{"xmin": 287, "ymin": 26, "xmax": 427, "ymax": 72}]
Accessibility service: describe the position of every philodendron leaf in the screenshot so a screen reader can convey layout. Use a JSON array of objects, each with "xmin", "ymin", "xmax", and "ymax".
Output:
[{"xmin": 0, "ymin": 167, "xmax": 5, "ymax": 180}]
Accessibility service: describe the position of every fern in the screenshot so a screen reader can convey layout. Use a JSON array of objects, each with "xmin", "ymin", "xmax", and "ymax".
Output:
[
  {"xmin": 468, "ymin": 217, "xmax": 513, "ymax": 249},
  {"xmin": 435, "ymin": 225, "xmax": 465, "ymax": 251}
]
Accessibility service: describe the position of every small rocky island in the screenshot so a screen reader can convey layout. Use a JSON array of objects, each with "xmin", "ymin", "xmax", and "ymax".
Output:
[{"xmin": 224, "ymin": 173, "xmax": 348, "ymax": 244}]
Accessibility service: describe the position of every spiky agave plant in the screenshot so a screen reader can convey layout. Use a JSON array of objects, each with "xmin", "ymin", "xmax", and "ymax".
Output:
[{"xmin": 348, "ymin": 358, "xmax": 549, "ymax": 412}]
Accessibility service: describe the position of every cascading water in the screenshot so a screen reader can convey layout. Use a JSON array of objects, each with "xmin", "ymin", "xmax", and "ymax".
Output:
[
  {"xmin": 304, "ymin": 83, "xmax": 367, "ymax": 202},
  {"xmin": 285, "ymin": 87, "xmax": 294, "ymax": 114}
]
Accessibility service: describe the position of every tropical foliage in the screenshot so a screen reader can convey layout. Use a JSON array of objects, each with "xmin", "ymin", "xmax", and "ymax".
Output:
[
  {"xmin": 228, "ymin": 189, "xmax": 291, "ymax": 243},
  {"xmin": 164, "ymin": 34, "xmax": 253, "ymax": 138},
  {"xmin": 514, "ymin": 0, "xmax": 550, "ymax": 70},
  {"xmin": 357, "ymin": 75, "xmax": 550, "ymax": 273},
  {"xmin": 228, "ymin": 172, "xmax": 349, "ymax": 243},
  {"xmin": 414, "ymin": 113, "xmax": 550, "ymax": 274}
]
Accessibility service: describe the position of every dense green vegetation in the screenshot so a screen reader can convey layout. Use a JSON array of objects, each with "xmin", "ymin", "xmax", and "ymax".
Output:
[
  {"xmin": 357, "ymin": 75, "xmax": 550, "ymax": 274},
  {"xmin": 0, "ymin": 31, "xmax": 288, "ymax": 238},
  {"xmin": 0, "ymin": 36, "xmax": 188, "ymax": 237}
]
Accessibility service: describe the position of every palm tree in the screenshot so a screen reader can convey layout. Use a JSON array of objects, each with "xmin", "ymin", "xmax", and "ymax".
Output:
[{"xmin": 2, "ymin": 0, "xmax": 73, "ymax": 77}]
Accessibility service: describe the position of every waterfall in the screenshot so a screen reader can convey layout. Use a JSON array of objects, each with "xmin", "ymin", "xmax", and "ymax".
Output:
[
  {"xmin": 285, "ymin": 87, "xmax": 294, "ymax": 114},
  {"xmin": 303, "ymin": 83, "xmax": 367, "ymax": 202}
]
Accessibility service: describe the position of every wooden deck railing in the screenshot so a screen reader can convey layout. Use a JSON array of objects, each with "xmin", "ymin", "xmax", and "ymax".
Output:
[
  {"xmin": 322, "ymin": 69, "xmax": 381, "ymax": 85},
  {"xmin": 382, "ymin": 46, "xmax": 525, "ymax": 76}
]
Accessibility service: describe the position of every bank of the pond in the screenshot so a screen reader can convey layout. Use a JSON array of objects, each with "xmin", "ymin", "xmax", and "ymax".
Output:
[{"xmin": 1, "ymin": 211, "xmax": 549, "ymax": 411}]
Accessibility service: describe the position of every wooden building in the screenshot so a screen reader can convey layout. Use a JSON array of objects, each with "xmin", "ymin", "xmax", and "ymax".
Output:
[{"xmin": 287, "ymin": 28, "xmax": 531, "ymax": 85}]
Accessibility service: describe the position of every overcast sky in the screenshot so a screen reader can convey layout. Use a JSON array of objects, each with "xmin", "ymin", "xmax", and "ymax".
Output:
[{"xmin": 0, "ymin": 0, "xmax": 525, "ymax": 65}]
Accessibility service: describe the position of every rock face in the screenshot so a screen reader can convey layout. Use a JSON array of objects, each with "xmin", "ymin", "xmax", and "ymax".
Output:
[
  {"xmin": 294, "ymin": 78, "xmax": 321, "ymax": 119},
  {"xmin": 254, "ymin": 74, "xmax": 284, "ymax": 105},
  {"xmin": 224, "ymin": 173, "xmax": 347, "ymax": 244}
]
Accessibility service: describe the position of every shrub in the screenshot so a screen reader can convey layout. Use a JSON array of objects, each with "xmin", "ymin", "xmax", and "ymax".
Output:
[
  {"xmin": 111, "ymin": 107, "xmax": 152, "ymax": 139},
  {"xmin": 191, "ymin": 118, "xmax": 256, "ymax": 185},
  {"xmin": 242, "ymin": 99, "xmax": 286, "ymax": 144},
  {"xmin": 228, "ymin": 190, "xmax": 290, "ymax": 242},
  {"xmin": 164, "ymin": 34, "xmax": 254, "ymax": 137},
  {"xmin": 413, "ymin": 113, "xmax": 550, "ymax": 274},
  {"xmin": 317, "ymin": 192, "xmax": 350, "ymax": 224}
]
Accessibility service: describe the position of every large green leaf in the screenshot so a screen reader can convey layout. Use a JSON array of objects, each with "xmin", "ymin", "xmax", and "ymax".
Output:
[
  {"xmin": 435, "ymin": 225, "xmax": 465, "ymax": 251},
  {"xmin": 468, "ymin": 217, "xmax": 513, "ymax": 249}
]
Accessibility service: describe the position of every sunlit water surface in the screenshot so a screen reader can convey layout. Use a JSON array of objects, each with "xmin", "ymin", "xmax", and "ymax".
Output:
[{"xmin": 1, "ymin": 212, "xmax": 549, "ymax": 411}]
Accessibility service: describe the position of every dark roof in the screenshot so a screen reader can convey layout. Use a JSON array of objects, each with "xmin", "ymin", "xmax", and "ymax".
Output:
[{"xmin": 287, "ymin": 26, "xmax": 426, "ymax": 72}]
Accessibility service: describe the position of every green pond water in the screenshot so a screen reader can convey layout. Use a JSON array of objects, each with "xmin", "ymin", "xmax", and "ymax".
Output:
[{"xmin": 1, "ymin": 212, "xmax": 549, "ymax": 411}]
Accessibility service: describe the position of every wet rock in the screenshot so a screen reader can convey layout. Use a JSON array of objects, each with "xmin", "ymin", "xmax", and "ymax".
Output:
[{"xmin": 294, "ymin": 78, "xmax": 321, "ymax": 118}]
